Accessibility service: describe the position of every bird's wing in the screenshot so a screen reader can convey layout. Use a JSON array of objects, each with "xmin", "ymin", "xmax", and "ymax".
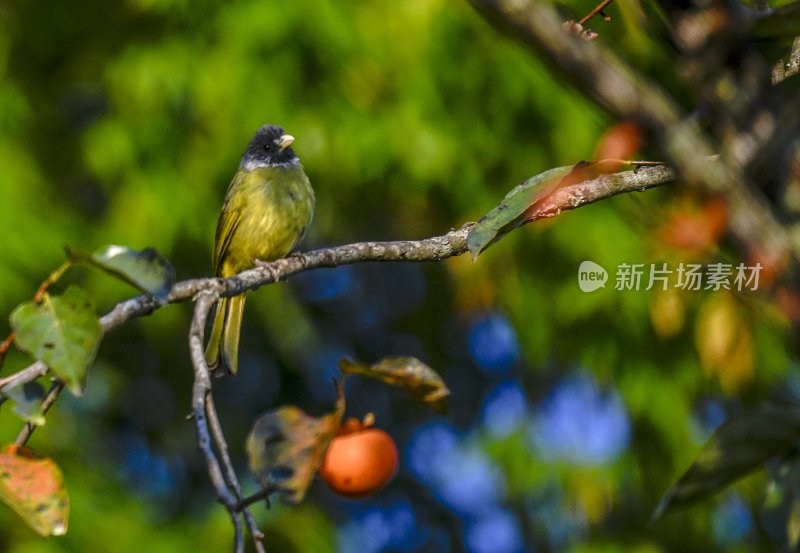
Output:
[{"xmin": 213, "ymin": 204, "xmax": 242, "ymax": 276}]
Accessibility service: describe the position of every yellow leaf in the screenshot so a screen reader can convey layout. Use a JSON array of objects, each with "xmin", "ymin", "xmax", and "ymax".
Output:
[
  {"xmin": 649, "ymin": 287, "xmax": 685, "ymax": 339},
  {"xmin": 695, "ymin": 293, "xmax": 753, "ymax": 392}
]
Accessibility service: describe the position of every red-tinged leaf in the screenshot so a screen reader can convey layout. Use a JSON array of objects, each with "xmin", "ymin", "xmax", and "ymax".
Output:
[
  {"xmin": 466, "ymin": 165, "xmax": 574, "ymax": 259},
  {"xmin": 0, "ymin": 445, "xmax": 69, "ymax": 536}
]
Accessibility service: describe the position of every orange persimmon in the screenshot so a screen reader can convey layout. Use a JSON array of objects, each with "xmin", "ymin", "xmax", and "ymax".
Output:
[{"xmin": 319, "ymin": 418, "xmax": 398, "ymax": 498}]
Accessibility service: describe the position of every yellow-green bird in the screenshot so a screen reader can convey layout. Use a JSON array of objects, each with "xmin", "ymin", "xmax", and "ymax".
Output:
[{"xmin": 205, "ymin": 124, "xmax": 315, "ymax": 375}]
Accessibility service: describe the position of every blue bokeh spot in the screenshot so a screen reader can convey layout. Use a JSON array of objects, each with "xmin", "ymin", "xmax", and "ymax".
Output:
[
  {"xmin": 481, "ymin": 380, "xmax": 529, "ymax": 437},
  {"xmin": 338, "ymin": 500, "xmax": 422, "ymax": 553},
  {"xmin": 465, "ymin": 508, "xmax": 526, "ymax": 553},
  {"xmin": 530, "ymin": 375, "xmax": 631, "ymax": 465},
  {"xmin": 294, "ymin": 265, "xmax": 355, "ymax": 303},
  {"xmin": 712, "ymin": 494, "xmax": 753, "ymax": 546},
  {"xmin": 407, "ymin": 421, "xmax": 505, "ymax": 517},
  {"xmin": 468, "ymin": 313, "xmax": 520, "ymax": 375}
]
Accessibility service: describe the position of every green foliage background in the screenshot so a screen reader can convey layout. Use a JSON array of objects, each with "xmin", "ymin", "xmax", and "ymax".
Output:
[{"xmin": 0, "ymin": 0, "xmax": 795, "ymax": 551}]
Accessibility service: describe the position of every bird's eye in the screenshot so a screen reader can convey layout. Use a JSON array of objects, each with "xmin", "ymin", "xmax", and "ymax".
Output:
[{"xmin": 263, "ymin": 144, "xmax": 271, "ymax": 151}]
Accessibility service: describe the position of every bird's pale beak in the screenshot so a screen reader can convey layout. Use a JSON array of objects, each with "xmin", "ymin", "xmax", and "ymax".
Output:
[{"xmin": 277, "ymin": 134, "xmax": 295, "ymax": 152}]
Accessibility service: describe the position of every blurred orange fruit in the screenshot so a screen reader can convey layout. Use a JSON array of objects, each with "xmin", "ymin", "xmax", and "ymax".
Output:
[{"xmin": 319, "ymin": 419, "xmax": 398, "ymax": 498}]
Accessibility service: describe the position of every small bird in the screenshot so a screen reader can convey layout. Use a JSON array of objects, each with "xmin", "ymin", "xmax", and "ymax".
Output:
[{"xmin": 205, "ymin": 124, "xmax": 315, "ymax": 375}]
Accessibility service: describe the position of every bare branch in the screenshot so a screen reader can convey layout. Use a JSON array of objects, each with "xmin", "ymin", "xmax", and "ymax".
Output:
[
  {"xmin": 528, "ymin": 164, "xmax": 674, "ymax": 220},
  {"xmin": 0, "ymin": 332, "xmax": 15, "ymax": 367},
  {"xmin": 115, "ymin": 163, "xmax": 676, "ymax": 323},
  {"xmin": 189, "ymin": 291, "xmax": 245, "ymax": 553},
  {"xmin": 0, "ymin": 361, "xmax": 49, "ymax": 392},
  {"xmin": 205, "ymin": 391, "xmax": 266, "ymax": 550},
  {"xmin": 235, "ymin": 486, "xmax": 278, "ymax": 512}
]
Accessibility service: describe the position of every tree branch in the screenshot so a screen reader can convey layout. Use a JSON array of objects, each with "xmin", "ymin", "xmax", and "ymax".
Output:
[
  {"xmin": 189, "ymin": 291, "xmax": 249, "ymax": 553},
  {"xmin": 0, "ymin": 361, "xmax": 49, "ymax": 392},
  {"xmin": 205, "ymin": 390, "xmax": 265, "ymax": 550},
  {"xmin": 2, "ymin": 162, "xmax": 675, "ymax": 401},
  {"xmin": 107, "ymin": 163, "xmax": 676, "ymax": 326}
]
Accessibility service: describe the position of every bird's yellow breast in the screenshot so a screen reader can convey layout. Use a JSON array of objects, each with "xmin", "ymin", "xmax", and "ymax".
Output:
[{"xmin": 216, "ymin": 163, "xmax": 315, "ymax": 276}]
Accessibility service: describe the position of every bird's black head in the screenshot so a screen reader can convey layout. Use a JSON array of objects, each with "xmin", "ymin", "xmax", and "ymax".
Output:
[{"xmin": 240, "ymin": 124, "xmax": 298, "ymax": 169}]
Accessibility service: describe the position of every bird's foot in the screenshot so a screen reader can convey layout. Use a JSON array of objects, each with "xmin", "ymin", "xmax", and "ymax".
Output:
[{"xmin": 253, "ymin": 258, "xmax": 281, "ymax": 282}]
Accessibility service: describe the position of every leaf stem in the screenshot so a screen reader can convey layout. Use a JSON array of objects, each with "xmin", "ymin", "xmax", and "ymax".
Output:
[
  {"xmin": 0, "ymin": 333, "xmax": 15, "ymax": 369},
  {"xmin": 32, "ymin": 261, "xmax": 72, "ymax": 304},
  {"xmin": 578, "ymin": 0, "xmax": 614, "ymax": 27}
]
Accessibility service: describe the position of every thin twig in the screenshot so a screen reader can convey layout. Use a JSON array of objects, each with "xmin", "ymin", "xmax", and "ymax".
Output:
[
  {"xmin": 15, "ymin": 380, "xmax": 65, "ymax": 446},
  {"xmin": 32, "ymin": 261, "xmax": 72, "ymax": 304},
  {"xmin": 189, "ymin": 291, "xmax": 245, "ymax": 553},
  {"xmin": 235, "ymin": 486, "xmax": 278, "ymax": 512},
  {"xmin": 578, "ymin": 0, "xmax": 614, "ymax": 26},
  {"xmin": 189, "ymin": 291, "xmax": 268, "ymax": 553},
  {"xmin": 0, "ymin": 333, "xmax": 15, "ymax": 368},
  {"xmin": 0, "ymin": 361, "xmax": 49, "ymax": 391},
  {"xmin": 205, "ymin": 391, "xmax": 266, "ymax": 549}
]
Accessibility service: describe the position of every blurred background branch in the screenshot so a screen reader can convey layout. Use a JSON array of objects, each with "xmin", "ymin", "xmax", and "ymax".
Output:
[{"xmin": 468, "ymin": 0, "xmax": 800, "ymax": 271}]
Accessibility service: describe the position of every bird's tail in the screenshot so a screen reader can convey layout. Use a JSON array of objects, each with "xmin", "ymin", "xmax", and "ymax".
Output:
[{"xmin": 205, "ymin": 295, "xmax": 245, "ymax": 375}]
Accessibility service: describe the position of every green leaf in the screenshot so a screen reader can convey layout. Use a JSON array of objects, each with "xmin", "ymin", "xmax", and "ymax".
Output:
[
  {"xmin": 466, "ymin": 165, "xmax": 573, "ymax": 259},
  {"xmin": 339, "ymin": 356, "xmax": 450, "ymax": 413},
  {"xmin": 0, "ymin": 445, "xmax": 69, "ymax": 536},
  {"xmin": 1, "ymin": 382, "xmax": 46, "ymax": 426},
  {"xmin": 10, "ymin": 285, "xmax": 102, "ymax": 395},
  {"xmin": 652, "ymin": 399, "xmax": 800, "ymax": 522},
  {"xmin": 246, "ymin": 406, "xmax": 343, "ymax": 504},
  {"xmin": 67, "ymin": 244, "xmax": 175, "ymax": 299}
]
